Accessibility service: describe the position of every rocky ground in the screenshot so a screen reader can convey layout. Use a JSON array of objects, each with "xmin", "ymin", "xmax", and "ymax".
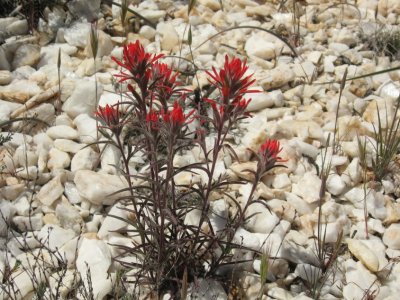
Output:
[{"xmin": 1, "ymin": 0, "xmax": 400, "ymax": 299}]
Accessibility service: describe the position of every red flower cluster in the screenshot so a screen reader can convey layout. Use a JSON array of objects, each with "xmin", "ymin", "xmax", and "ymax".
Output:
[
  {"xmin": 112, "ymin": 41, "xmax": 164, "ymax": 84},
  {"xmin": 259, "ymin": 139, "xmax": 283, "ymax": 160},
  {"xmin": 151, "ymin": 62, "xmax": 180, "ymax": 106},
  {"xmin": 258, "ymin": 139, "xmax": 286, "ymax": 172},
  {"xmin": 146, "ymin": 110, "xmax": 160, "ymax": 131},
  {"xmin": 162, "ymin": 101, "xmax": 194, "ymax": 127},
  {"xmin": 95, "ymin": 104, "xmax": 122, "ymax": 134},
  {"xmin": 207, "ymin": 55, "xmax": 256, "ymax": 105}
]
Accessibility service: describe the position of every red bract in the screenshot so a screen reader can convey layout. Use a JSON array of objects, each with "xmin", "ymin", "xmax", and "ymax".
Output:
[
  {"xmin": 95, "ymin": 104, "xmax": 122, "ymax": 134},
  {"xmin": 258, "ymin": 139, "xmax": 286, "ymax": 172},
  {"xmin": 151, "ymin": 62, "xmax": 180, "ymax": 107},
  {"xmin": 259, "ymin": 139, "xmax": 284, "ymax": 161},
  {"xmin": 146, "ymin": 110, "xmax": 160, "ymax": 130},
  {"xmin": 95, "ymin": 104, "xmax": 120, "ymax": 127},
  {"xmin": 233, "ymin": 98, "xmax": 251, "ymax": 110},
  {"xmin": 162, "ymin": 101, "xmax": 194, "ymax": 127},
  {"xmin": 112, "ymin": 40, "xmax": 163, "ymax": 83},
  {"xmin": 206, "ymin": 55, "xmax": 256, "ymax": 104}
]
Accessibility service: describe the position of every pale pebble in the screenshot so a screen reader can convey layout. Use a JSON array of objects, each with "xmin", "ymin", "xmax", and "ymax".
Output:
[
  {"xmin": 74, "ymin": 170, "xmax": 129, "ymax": 205},
  {"xmin": 47, "ymin": 148, "xmax": 71, "ymax": 171},
  {"xmin": 71, "ymin": 147, "xmax": 99, "ymax": 172},
  {"xmin": 47, "ymin": 125, "xmax": 79, "ymax": 140},
  {"xmin": 36, "ymin": 174, "xmax": 65, "ymax": 206}
]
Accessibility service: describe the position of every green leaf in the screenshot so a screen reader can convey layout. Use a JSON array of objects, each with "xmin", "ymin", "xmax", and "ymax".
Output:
[
  {"xmin": 188, "ymin": 0, "xmax": 197, "ymax": 15},
  {"xmin": 188, "ymin": 25, "xmax": 192, "ymax": 46},
  {"xmin": 260, "ymin": 254, "xmax": 269, "ymax": 284}
]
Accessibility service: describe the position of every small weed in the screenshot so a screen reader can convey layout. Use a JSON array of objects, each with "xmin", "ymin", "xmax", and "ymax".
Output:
[
  {"xmin": 361, "ymin": 26, "xmax": 400, "ymax": 60},
  {"xmin": 369, "ymin": 95, "xmax": 400, "ymax": 182}
]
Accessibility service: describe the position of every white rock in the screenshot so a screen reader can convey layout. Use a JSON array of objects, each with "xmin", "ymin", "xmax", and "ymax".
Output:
[
  {"xmin": 49, "ymin": 270, "xmax": 79, "ymax": 299},
  {"xmin": 76, "ymin": 238, "xmax": 113, "ymax": 300},
  {"xmin": 0, "ymin": 183, "xmax": 25, "ymax": 201},
  {"xmin": 14, "ymin": 165, "xmax": 39, "ymax": 181},
  {"xmin": 272, "ymin": 173, "xmax": 291, "ymax": 189},
  {"xmin": 0, "ymin": 201, "xmax": 15, "ymax": 236},
  {"xmin": 244, "ymin": 202, "xmax": 280, "ymax": 234},
  {"xmin": 295, "ymin": 263, "xmax": 322, "ymax": 283},
  {"xmin": 326, "ymin": 173, "xmax": 346, "ymax": 196},
  {"xmin": 383, "ymin": 224, "xmax": 400, "ymax": 250},
  {"xmin": 210, "ymin": 200, "xmax": 229, "ymax": 236},
  {"xmin": 13, "ymin": 214, "xmax": 43, "ymax": 231},
  {"xmin": 139, "ymin": 25, "xmax": 156, "ymax": 40},
  {"xmin": 342, "ymin": 259, "xmax": 378, "ymax": 300},
  {"xmin": 323, "ymin": 55, "xmax": 337, "ymax": 73},
  {"xmin": 187, "ymin": 278, "xmax": 227, "ymax": 300},
  {"xmin": 276, "ymin": 120, "xmax": 324, "ymax": 140},
  {"xmin": 34, "ymin": 132, "xmax": 54, "ymax": 150},
  {"xmin": 332, "ymin": 28, "xmax": 358, "ymax": 46},
  {"xmin": 377, "ymin": 80, "xmax": 400, "ymax": 102},
  {"xmin": 98, "ymin": 204, "xmax": 130, "ymax": 239},
  {"xmin": 280, "ymin": 239, "xmax": 319, "ymax": 265},
  {"xmin": 12, "ymin": 44, "xmax": 40, "ymax": 69},
  {"xmin": 85, "ymin": 30, "xmax": 113, "ymax": 58},
  {"xmin": 62, "ymin": 80, "xmax": 103, "ymax": 118},
  {"xmin": 0, "ymin": 79, "xmax": 41, "ymax": 103},
  {"xmin": 7, "ymin": 270, "xmax": 35, "ymax": 299},
  {"xmin": 245, "ymin": 90, "xmax": 283, "ymax": 112},
  {"xmin": 329, "ymin": 42, "xmax": 350, "ymax": 54},
  {"xmin": 74, "ymin": 170, "xmax": 129, "ymax": 205},
  {"xmin": 285, "ymin": 192, "xmax": 316, "ymax": 216},
  {"xmin": 13, "ymin": 145, "xmax": 38, "ymax": 167},
  {"xmin": 47, "ymin": 148, "xmax": 71, "ymax": 171},
  {"xmin": 100, "ymin": 144, "xmax": 121, "ymax": 174},
  {"xmin": 47, "ymin": 125, "xmax": 79, "ymax": 140},
  {"xmin": 259, "ymin": 64, "xmax": 295, "ymax": 90},
  {"xmin": 0, "ymin": 47, "xmax": 11, "ymax": 72},
  {"xmin": 54, "ymin": 139, "xmax": 85, "ymax": 153},
  {"xmin": 38, "ymin": 44, "xmax": 76, "ymax": 68},
  {"xmin": 341, "ymin": 157, "xmax": 362, "ymax": 186},
  {"xmin": 71, "ymin": 147, "xmax": 99, "ymax": 172},
  {"xmin": 6, "ymin": 19, "xmax": 28, "ymax": 36},
  {"xmin": 38, "ymin": 224, "xmax": 76, "ymax": 251},
  {"xmin": 67, "ymin": 0, "xmax": 101, "ymax": 22},
  {"xmin": 157, "ymin": 23, "xmax": 179, "ymax": 52},
  {"xmin": 245, "ymin": 35, "xmax": 276, "ymax": 60},
  {"xmin": 347, "ymin": 239, "xmax": 379, "ymax": 272},
  {"xmin": 292, "ymin": 172, "xmax": 321, "ymax": 204},
  {"xmin": 64, "ymin": 181, "xmax": 85, "ymax": 204},
  {"xmin": 74, "ymin": 113, "xmax": 98, "ymax": 143},
  {"xmin": 313, "ymin": 218, "xmax": 348, "ymax": 243},
  {"xmin": 198, "ymin": 0, "xmax": 222, "ymax": 10},
  {"xmin": 293, "ymin": 60, "xmax": 317, "ymax": 80},
  {"xmin": 0, "ymin": 70, "xmax": 12, "ymax": 85},
  {"xmin": 64, "ymin": 22, "xmax": 91, "ymax": 48},
  {"xmin": 55, "ymin": 201, "xmax": 83, "ymax": 233},
  {"xmin": 291, "ymin": 139, "xmax": 319, "ymax": 159},
  {"xmin": 37, "ymin": 174, "xmax": 65, "ymax": 206},
  {"xmin": 55, "ymin": 114, "xmax": 74, "ymax": 127}
]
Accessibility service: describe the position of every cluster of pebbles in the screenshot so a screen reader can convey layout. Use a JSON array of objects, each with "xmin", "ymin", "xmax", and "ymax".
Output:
[{"xmin": 0, "ymin": 0, "xmax": 400, "ymax": 299}]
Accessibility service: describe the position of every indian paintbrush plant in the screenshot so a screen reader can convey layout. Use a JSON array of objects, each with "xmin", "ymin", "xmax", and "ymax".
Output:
[{"xmin": 95, "ymin": 40, "xmax": 286, "ymax": 298}]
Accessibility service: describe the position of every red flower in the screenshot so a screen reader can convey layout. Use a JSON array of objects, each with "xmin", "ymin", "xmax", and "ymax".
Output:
[
  {"xmin": 112, "ymin": 40, "xmax": 163, "ymax": 83},
  {"xmin": 162, "ymin": 101, "xmax": 194, "ymax": 126},
  {"xmin": 233, "ymin": 98, "xmax": 251, "ymax": 110},
  {"xmin": 259, "ymin": 139, "xmax": 284, "ymax": 161},
  {"xmin": 95, "ymin": 104, "xmax": 122, "ymax": 134},
  {"xmin": 151, "ymin": 62, "xmax": 180, "ymax": 107},
  {"xmin": 146, "ymin": 110, "xmax": 160, "ymax": 130},
  {"xmin": 258, "ymin": 139, "xmax": 286, "ymax": 172},
  {"xmin": 95, "ymin": 104, "xmax": 120, "ymax": 127},
  {"xmin": 206, "ymin": 55, "xmax": 256, "ymax": 104}
]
